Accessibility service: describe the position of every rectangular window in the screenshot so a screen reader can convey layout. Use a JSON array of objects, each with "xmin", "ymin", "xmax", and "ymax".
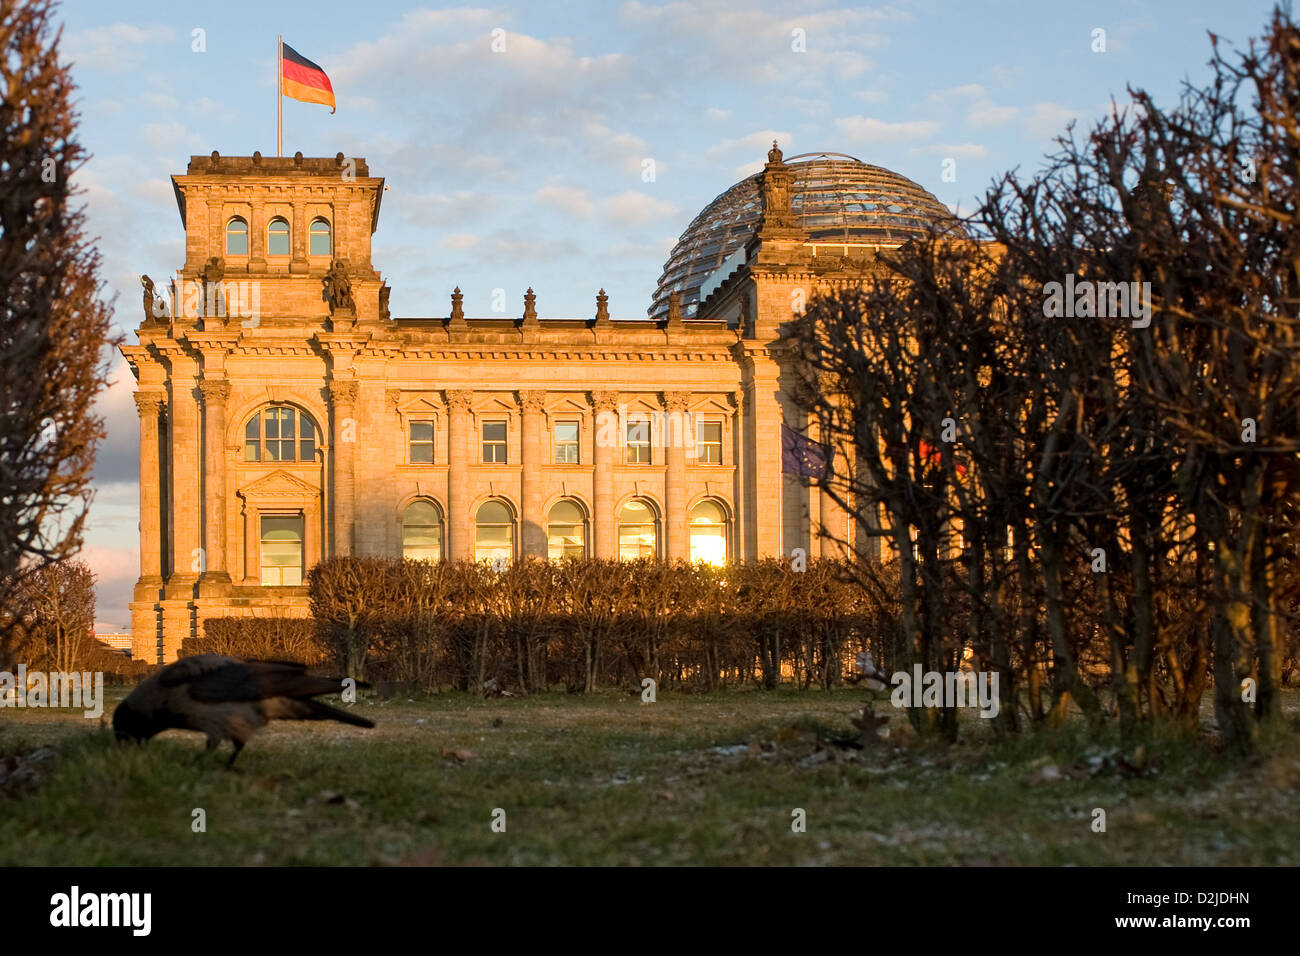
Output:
[
  {"xmin": 409, "ymin": 420, "xmax": 434, "ymax": 464},
  {"xmin": 260, "ymin": 515, "xmax": 304, "ymax": 586},
  {"xmin": 696, "ymin": 420, "xmax": 723, "ymax": 464},
  {"xmin": 626, "ymin": 419, "xmax": 651, "ymax": 464},
  {"xmin": 482, "ymin": 420, "xmax": 507, "ymax": 463},
  {"xmin": 554, "ymin": 421, "xmax": 579, "ymax": 463}
]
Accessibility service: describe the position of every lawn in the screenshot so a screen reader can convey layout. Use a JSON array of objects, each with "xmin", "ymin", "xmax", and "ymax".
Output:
[{"xmin": 2, "ymin": 686, "xmax": 1298, "ymax": 865}]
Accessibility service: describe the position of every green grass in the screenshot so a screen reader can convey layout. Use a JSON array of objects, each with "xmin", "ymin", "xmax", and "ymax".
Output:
[{"xmin": 2, "ymin": 687, "xmax": 1298, "ymax": 865}]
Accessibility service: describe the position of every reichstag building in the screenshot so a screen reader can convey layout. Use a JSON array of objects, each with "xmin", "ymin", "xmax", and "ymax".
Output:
[{"xmin": 123, "ymin": 143, "xmax": 954, "ymax": 662}]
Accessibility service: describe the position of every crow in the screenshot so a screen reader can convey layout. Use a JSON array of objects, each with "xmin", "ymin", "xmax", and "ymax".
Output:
[{"xmin": 113, "ymin": 655, "xmax": 374, "ymax": 767}]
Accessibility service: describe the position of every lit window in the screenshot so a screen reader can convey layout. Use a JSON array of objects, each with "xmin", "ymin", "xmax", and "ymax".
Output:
[
  {"xmin": 482, "ymin": 420, "xmax": 507, "ymax": 463},
  {"xmin": 618, "ymin": 499, "xmax": 658, "ymax": 560},
  {"xmin": 409, "ymin": 421, "xmax": 434, "ymax": 464},
  {"xmin": 226, "ymin": 217, "xmax": 248, "ymax": 256},
  {"xmin": 260, "ymin": 515, "xmax": 303, "ymax": 586},
  {"xmin": 689, "ymin": 499, "xmax": 728, "ymax": 565},
  {"xmin": 267, "ymin": 218, "xmax": 290, "ymax": 256},
  {"xmin": 626, "ymin": 418, "xmax": 651, "ymax": 464},
  {"xmin": 402, "ymin": 500, "xmax": 443, "ymax": 562},
  {"xmin": 309, "ymin": 218, "xmax": 331, "ymax": 256},
  {"xmin": 475, "ymin": 500, "xmax": 514, "ymax": 563},
  {"xmin": 243, "ymin": 406, "xmax": 318, "ymax": 462},
  {"xmin": 554, "ymin": 421, "xmax": 579, "ymax": 463},
  {"xmin": 696, "ymin": 421, "xmax": 723, "ymax": 464},
  {"xmin": 547, "ymin": 499, "xmax": 587, "ymax": 560}
]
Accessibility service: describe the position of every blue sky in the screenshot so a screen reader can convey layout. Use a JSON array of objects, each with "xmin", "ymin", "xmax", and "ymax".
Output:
[{"xmin": 61, "ymin": 0, "xmax": 1281, "ymax": 629}]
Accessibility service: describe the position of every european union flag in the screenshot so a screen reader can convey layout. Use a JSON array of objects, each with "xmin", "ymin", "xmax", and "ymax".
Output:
[{"xmin": 781, "ymin": 423, "xmax": 832, "ymax": 479}]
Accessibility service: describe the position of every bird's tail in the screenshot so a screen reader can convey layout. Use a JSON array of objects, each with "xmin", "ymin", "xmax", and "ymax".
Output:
[{"xmin": 304, "ymin": 699, "xmax": 375, "ymax": 728}]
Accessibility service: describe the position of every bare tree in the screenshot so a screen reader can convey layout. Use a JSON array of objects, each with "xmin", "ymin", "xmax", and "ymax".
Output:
[
  {"xmin": 4, "ymin": 558, "xmax": 95, "ymax": 672},
  {"xmin": 787, "ymin": 6, "xmax": 1300, "ymax": 755},
  {"xmin": 0, "ymin": 0, "xmax": 116, "ymax": 658}
]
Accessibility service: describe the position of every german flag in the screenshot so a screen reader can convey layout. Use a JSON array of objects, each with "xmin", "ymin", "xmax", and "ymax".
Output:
[{"xmin": 280, "ymin": 42, "xmax": 335, "ymax": 113}]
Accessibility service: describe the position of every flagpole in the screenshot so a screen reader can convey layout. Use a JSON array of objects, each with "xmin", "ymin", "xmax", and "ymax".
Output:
[{"xmin": 276, "ymin": 34, "xmax": 283, "ymax": 157}]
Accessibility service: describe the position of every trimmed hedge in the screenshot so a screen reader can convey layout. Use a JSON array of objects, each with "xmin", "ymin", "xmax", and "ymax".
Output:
[
  {"xmin": 185, "ymin": 617, "xmax": 326, "ymax": 666},
  {"xmin": 307, "ymin": 556, "xmax": 893, "ymax": 693}
]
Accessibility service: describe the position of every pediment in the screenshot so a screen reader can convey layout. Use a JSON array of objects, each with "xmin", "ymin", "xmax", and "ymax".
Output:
[
  {"xmin": 475, "ymin": 396, "xmax": 517, "ymax": 413},
  {"xmin": 547, "ymin": 396, "xmax": 588, "ymax": 415},
  {"xmin": 240, "ymin": 469, "xmax": 320, "ymax": 499},
  {"xmin": 623, "ymin": 395, "xmax": 661, "ymax": 414},
  {"xmin": 691, "ymin": 396, "xmax": 733, "ymax": 414},
  {"xmin": 400, "ymin": 396, "xmax": 442, "ymax": 415}
]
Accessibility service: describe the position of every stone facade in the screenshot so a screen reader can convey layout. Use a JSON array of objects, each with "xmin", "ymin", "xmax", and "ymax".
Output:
[{"xmin": 123, "ymin": 147, "xmax": 884, "ymax": 664}]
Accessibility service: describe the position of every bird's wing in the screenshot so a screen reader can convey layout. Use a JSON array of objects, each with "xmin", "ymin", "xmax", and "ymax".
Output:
[
  {"xmin": 182, "ymin": 659, "xmax": 347, "ymax": 703},
  {"xmin": 157, "ymin": 654, "xmax": 243, "ymax": 687}
]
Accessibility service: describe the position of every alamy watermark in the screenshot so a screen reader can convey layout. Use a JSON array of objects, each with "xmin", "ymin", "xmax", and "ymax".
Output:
[
  {"xmin": 49, "ymin": 886, "xmax": 151, "ymax": 936},
  {"xmin": 0, "ymin": 667, "xmax": 104, "ymax": 719},
  {"xmin": 889, "ymin": 665, "xmax": 999, "ymax": 718},
  {"xmin": 1042, "ymin": 274, "xmax": 1152, "ymax": 328},
  {"xmin": 594, "ymin": 404, "xmax": 698, "ymax": 453},
  {"xmin": 150, "ymin": 278, "xmax": 262, "ymax": 326}
]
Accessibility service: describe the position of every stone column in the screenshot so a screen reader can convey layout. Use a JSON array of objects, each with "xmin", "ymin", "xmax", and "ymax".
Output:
[
  {"xmin": 161, "ymin": 372, "xmax": 201, "ymax": 661},
  {"xmin": 446, "ymin": 390, "xmax": 472, "ymax": 560},
  {"xmin": 241, "ymin": 498, "xmax": 259, "ymax": 585},
  {"xmin": 290, "ymin": 201, "xmax": 308, "ymax": 274},
  {"xmin": 750, "ymin": 371, "xmax": 784, "ymax": 558},
  {"xmin": 248, "ymin": 198, "xmax": 266, "ymax": 271},
  {"xmin": 197, "ymin": 379, "xmax": 232, "ymax": 595},
  {"xmin": 130, "ymin": 391, "xmax": 166, "ymax": 663},
  {"xmin": 807, "ymin": 414, "xmax": 822, "ymax": 558},
  {"xmin": 729, "ymin": 390, "xmax": 749, "ymax": 561},
  {"xmin": 518, "ymin": 390, "xmax": 545, "ymax": 557},
  {"xmin": 328, "ymin": 380, "xmax": 359, "ymax": 557},
  {"xmin": 662, "ymin": 391, "xmax": 690, "ymax": 561},
  {"xmin": 305, "ymin": 500, "xmax": 322, "ymax": 571},
  {"xmin": 590, "ymin": 391, "xmax": 618, "ymax": 559}
]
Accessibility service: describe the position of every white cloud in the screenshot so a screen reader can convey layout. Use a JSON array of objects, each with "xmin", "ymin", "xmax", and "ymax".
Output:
[
  {"xmin": 397, "ymin": 189, "xmax": 496, "ymax": 229},
  {"xmin": 534, "ymin": 184, "xmax": 597, "ymax": 219},
  {"xmin": 617, "ymin": 2, "xmax": 904, "ymax": 83},
  {"xmin": 1021, "ymin": 102, "xmax": 1086, "ymax": 137},
  {"xmin": 966, "ymin": 98, "xmax": 1084, "ymax": 137},
  {"xmin": 706, "ymin": 130, "xmax": 794, "ymax": 160},
  {"xmin": 834, "ymin": 116, "xmax": 938, "ymax": 143},
  {"xmin": 440, "ymin": 233, "xmax": 481, "ymax": 251},
  {"xmin": 855, "ymin": 90, "xmax": 888, "ymax": 104},
  {"xmin": 927, "ymin": 83, "xmax": 986, "ymax": 104},
  {"xmin": 967, "ymin": 99, "xmax": 1021, "ymax": 127},
  {"xmin": 605, "ymin": 191, "xmax": 677, "ymax": 225},
  {"xmin": 63, "ymin": 23, "xmax": 175, "ymax": 73},
  {"xmin": 580, "ymin": 120, "xmax": 655, "ymax": 177},
  {"xmin": 913, "ymin": 143, "xmax": 989, "ymax": 158},
  {"xmin": 142, "ymin": 121, "xmax": 204, "ymax": 155},
  {"xmin": 989, "ymin": 64, "xmax": 1023, "ymax": 88},
  {"xmin": 705, "ymin": 108, "xmax": 730, "ymax": 122}
]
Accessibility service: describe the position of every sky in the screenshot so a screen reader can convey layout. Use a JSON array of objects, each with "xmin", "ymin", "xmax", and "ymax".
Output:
[{"xmin": 56, "ymin": 0, "xmax": 1282, "ymax": 631}]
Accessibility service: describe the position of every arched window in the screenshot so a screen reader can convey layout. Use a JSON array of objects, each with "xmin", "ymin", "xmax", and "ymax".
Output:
[
  {"xmin": 475, "ymin": 500, "xmax": 515, "ymax": 564},
  {"xmin": 402, "ymin": 500, "xmax": 443, "ymax": 562},
  {"xmin": 689, "ymin": 499, "xmax": 728, "ymax": 566},
  {"xmin": 243, "ymin": 405, "xmax": 319, "ymax": 462},
  {"xmin": 617, "ymin": 498, "xmax": 658, "ymax": 561},
  {"xmin": 309, "ymin": 218, "xmax": 331, "ymax": 256},
  {"xmin": 267, "ymin": 217, "xmax": 290, "ymax": 256},
  {"xmin": 226, "ymin": 217, "xmax": 249, "ymax": 256},
  {"xmin": 547, "ymin": 499, "xmax": 587, "ymax": 560}
]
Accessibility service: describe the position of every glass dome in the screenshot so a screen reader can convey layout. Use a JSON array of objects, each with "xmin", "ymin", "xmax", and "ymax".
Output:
[{"xmin": 649, "ymin": 153, "xmax": 956, "ymax": 319}]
